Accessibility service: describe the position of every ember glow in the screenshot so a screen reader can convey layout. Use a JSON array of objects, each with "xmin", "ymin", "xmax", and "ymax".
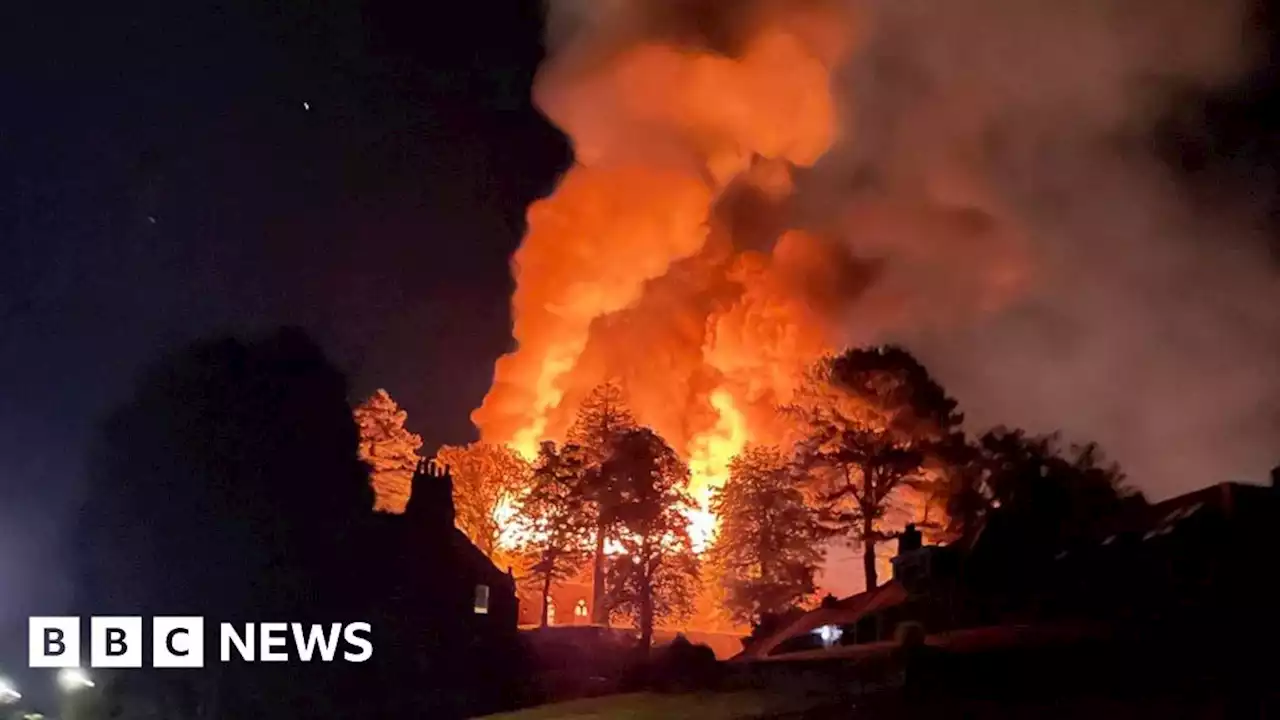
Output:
[{"xmin": 474, "ymin": 1, "xmax": 858, "ymax": 547}]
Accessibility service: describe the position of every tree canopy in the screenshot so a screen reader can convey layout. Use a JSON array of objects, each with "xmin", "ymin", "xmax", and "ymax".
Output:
[
  {"xmin": 77, "ymin": 328, "xmax": 374, "ymax": 717},
  {"xmin": 519, "ymin": 441, "xmax": 594, "ymax": 626},
  {"xmin": 81, "ymin": 328, "xmax": 374, "ymax": 616},
  {"xmin": 947, "ymin": 427, "xmax": 1141, "ymax": 549},
  {"xmin": 354, "ymin": 388, "xmax": 423, "ymax": 513},
  {"xmin": 789, "ymin": 345, "xmax": 963, "ymax": 590},
  {"xmin": 600, "ymin": 427, "xmax": 701, "ymax": 648},
  {"xmin": 708, "ymin": 445, "xmax": 828, "ymax": 626},
  {"xmin": 435, "ymin": 442, "xmax": 531, "ymax": 560},
  {"xmin": 566, "ymin": 380, "xmax": 638, "ymax": 464},
  {"xmin": 565, "ymin": 380, "xmax": 639, "ymax": 623}
]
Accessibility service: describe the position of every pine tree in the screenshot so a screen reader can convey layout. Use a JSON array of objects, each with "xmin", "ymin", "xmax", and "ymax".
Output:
[
  {"xmin": 565, "ymin": 381, "xmax": 637, "ymax": 624},
  {"xmin": 519, "ymin": 441, "xmax": 594, "ymax": 626},
  {"xmin": 566, "ymin": 380, "xmax": 636, "ymax": 464},
  {"xmin": 601, "ymin": 427, "xmax": 700, "ymax": 649},
  {"xmin": 787, "ymin": 346, "xmax": 962, "ymax": 591},
  {"xmin": 435, "ymin": 442, "xmax": 531, "ymax": 559},
  {"xmin": 353, "ymin": 389, "xmax": 423, "ymax": 514},
  {"xmin": 708, "ymin": 445, "xmax": 827, "ymax": 626}
]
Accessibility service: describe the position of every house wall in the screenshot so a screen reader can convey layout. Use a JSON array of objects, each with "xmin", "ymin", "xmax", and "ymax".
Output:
[
  {"xmin": 519, "ymin": 580, "xmax": 593, "ymax": 627},
  {"xmin": 366, "ymin": 462, "xmax": 524, "ymax": 716}
]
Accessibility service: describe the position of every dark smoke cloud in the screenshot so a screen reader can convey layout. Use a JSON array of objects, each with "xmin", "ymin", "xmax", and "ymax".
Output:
[
  {"xmin": 813, "ymin": 0, "xmax": 1279, "ymax": 497},
  {"xmin": 542, "ymin": 0, "xmax": 1280, "ymax": 499}
]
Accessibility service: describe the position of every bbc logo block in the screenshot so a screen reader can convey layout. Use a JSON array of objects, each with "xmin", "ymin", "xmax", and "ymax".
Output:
[
  {"xmin": 91, "ymin": 616, "xmax": 143, "ymax": 667},
  {"xmin": 153, "ymin": 617, "xmax": 204, "ymax": 668},
  {"xmin": 29, "ymin": 617, "xmax": 80, "ymax": 668},
  {"xmin": 30, "ymin": 617, "xmax": 371, "ymax": 667},
  {"xmin": 31, "ymin": 616, "xmax": 202, "ymax": 668}
]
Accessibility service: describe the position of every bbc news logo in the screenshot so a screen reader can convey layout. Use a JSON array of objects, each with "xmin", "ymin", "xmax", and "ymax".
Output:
[{"xmin": 29, "ymin": 617, "xmax": 372, "ymax": 668}]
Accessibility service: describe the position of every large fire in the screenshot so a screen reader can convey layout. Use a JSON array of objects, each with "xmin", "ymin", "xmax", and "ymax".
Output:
[
  {"xmin": 458, "ymin": 0, "xmax": 1273, "ymax": 603},
  {"xmin": 474, "ymin": 1, "xmax": 861, "ymax": 550}
]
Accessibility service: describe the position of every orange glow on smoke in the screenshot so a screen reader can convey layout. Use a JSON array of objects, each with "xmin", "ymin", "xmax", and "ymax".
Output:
[{"xmin": 474, "ymin": 4, "xmax": 860, "ymax": 550}]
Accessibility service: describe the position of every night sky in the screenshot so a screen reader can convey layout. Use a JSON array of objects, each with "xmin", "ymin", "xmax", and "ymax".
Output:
[
  {"xmin": 0, "ymin": 0, "xmax": 566, "ymax": 698},
  {"xmin": 2, "ymin": 0, "xmax": 1279, "ymax": 703}
]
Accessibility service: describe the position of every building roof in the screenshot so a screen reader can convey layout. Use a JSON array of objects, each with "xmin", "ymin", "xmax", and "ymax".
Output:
[
  {"xmin": 747, "ymin": 621, "xmax": 1098, "ymax": 664},
  {"xmin": 740, "ymin": 482, "xmax": 1278, "ymax": 663},
  {"xmin": 737, "ymin": 581, "xmax": 908, "ymax": 660},
  {"xmin": 1058, "ymin": 481, "xmax": 1277, "ymax": 556}
]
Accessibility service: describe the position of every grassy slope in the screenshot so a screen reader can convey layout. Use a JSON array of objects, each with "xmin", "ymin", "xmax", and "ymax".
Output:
[{"xmin": 478, "ymin": 691, "xmax": 812, "ymax": 720}]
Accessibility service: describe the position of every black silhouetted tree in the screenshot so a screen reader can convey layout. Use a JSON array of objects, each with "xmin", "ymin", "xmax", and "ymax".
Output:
[
  {"xmin": 946, "ymin": 427, "xmax": 1141, "ymax": 548},
  {"xmin": 565, "ymin": 381, "xmax": 638, "ymax": 623},
  {"xmin": 354, "ymin": 389, "xmax": 423, "ymax": 513},
  {"xmin": 708, "ymin": 445, "xmax": 828, "ymax": 626},
  {"xmin": 519, "ymin": 441, "xmax": 594, "ymax": 627},
  {"xmin": 78, "ymin": 328, "xmax": 374, "ymax": 718},
  {"xmin": 788, "ymin": 346, "xmax": 963, "ymax": 590},
  {"xmin": 601, "ymin": 427, "xmax": 700, "ymax": 649},
  {"xmin": 435, "ymin": 442, "xmax": 532, "ymax": 561}
]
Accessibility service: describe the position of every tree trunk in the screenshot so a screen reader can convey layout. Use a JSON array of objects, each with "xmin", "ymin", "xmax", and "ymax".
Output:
[
  {"xmin": 541, "ymin": 565, "xmax": 554, "ymax": 628},
  {"xmin": 591, "ymin": 520, "xmax": 607, "ymax": 624},
  {"xmin": 639, "ymin": 589, "xmax": 654, "ymax": 651},
  {"xmin": 863, "ymin": 514, "xmax": 879, "ymax": 590},
  {"xmin": 639, "ymin": 538, "xmax": 654, "ymax": 651}
]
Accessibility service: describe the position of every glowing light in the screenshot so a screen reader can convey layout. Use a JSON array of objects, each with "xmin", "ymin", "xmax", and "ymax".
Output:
[
  {"xmin": 812, "ymin": 624, "xmax": 843, "ymax": 648},
  {"xmin": 57, "ymin": 668, "xmax": 94, "ymax": 692},
  {"xmin": 493, "ymin": 493, "xmax": 529, "ymax": 550},
  {"xmin": 0, "ymin": 676, "xmax": 20, "ymax": 703}
]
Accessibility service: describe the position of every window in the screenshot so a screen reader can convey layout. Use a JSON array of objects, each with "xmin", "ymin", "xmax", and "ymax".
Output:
[
  {"xmin": 545, "ymin": 596, "xmax": 557, "ymax": 626},
  {"xmin": 474, "ymin": 584, "xmax": 490, "ymax": 614},
  {"xmin": 574, "ymin": 599, "xmax": 589, "ymax": 617}
]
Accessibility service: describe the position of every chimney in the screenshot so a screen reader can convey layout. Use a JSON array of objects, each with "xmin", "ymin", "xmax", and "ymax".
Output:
[
  {"xmin": 892, "ymin": 523, "xmax": 928, "ymax": 588},
  {"xmin": 1271, "ymin": 464, "xmax": 1279, "ymax": 488},
  {"xmin": 897, "ymin": 523, "xmax": 923, "ymax": 555},
  {"xmin": 404, "ymin": 457, "xmax": 456, "ymax": 530}
]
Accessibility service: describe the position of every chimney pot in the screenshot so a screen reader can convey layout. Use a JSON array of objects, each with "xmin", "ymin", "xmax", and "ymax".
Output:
[{"xmin": 898, "ymin": 523, "xmax": 923, "ymax": 555}]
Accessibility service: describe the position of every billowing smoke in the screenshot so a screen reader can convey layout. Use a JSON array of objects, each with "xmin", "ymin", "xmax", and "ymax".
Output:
[
  {"xmin": 474, "ymin": 0, "xmax": 861, "ymax": 549},
  {"xmin": 814, "ymin": 0, "xmax": 1277, "ymax": 498},
  {"xmin": 476, "ymin": 0, "xmax": 1278, "ymax": 544}
]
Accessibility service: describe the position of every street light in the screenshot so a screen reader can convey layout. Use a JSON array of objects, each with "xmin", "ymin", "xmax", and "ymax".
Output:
[
  {"xmin": 57, "ymin": 668, "xmax": 94, "ymax": 692},
  {"xmin": 0, "ymin": 676, "xmax": 21, "ymax": 703}
]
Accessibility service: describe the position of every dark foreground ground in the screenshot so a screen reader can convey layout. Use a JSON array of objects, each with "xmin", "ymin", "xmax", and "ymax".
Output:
[{"xmin": 491, "ymin": 622, "xmax": 1280, "ymax": 719}]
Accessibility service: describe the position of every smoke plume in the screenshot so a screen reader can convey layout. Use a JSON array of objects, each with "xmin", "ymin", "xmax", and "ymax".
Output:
[
  {"xmin": 476, "ymin": 0, "xmax": 1279, "ymax": 531},
  {"xmin": 815, "ymin": 0, "xmax": 1277, "ymax": 497}
]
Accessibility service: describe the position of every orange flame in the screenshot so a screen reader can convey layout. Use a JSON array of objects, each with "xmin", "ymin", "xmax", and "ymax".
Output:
[
  {"xmin": 474, "ymin": 3, "xmax": 859, "ymax": 547},
  {"xmin": 686, "ymin": 389, "xmax": 748, "ymax": 551}
]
